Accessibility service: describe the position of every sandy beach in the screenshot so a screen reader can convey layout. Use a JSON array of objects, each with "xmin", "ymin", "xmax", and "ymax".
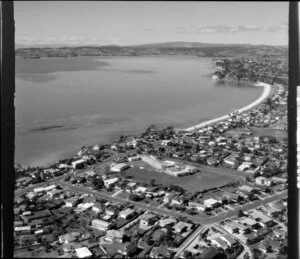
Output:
[{"xmin": 184, "ymin": 82, "xmax": 272, "ymax": 131}]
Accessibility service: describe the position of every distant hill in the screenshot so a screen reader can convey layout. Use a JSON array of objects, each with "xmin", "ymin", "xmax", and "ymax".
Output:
[
  {"xmin": 15, "ymin": 41, "xmax": 288, "ymax": 58},
  {"xmin": 126, "ymin": 41, "xmax": 253, "ymax": 48}
]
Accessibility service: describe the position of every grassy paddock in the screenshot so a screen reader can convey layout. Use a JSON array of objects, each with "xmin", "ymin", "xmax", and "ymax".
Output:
[
  {"xmin": 122, "ymin": 164, "xmax": 238, "ymax": 193},
  {"xmin": 251, "ymin": 127, "xmax": 287, "ymax": 141}
]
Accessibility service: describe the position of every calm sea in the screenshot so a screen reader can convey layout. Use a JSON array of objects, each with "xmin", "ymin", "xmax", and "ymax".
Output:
[{"xmin": 15, "ymin": 56, "xmax": 262, "ymax": 167}]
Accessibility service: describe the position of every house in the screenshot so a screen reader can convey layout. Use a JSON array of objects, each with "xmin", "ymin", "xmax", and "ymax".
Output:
[
  {"xmin": 91, "ymin": 219, "xmax": 111, "ymax": 231},
  {"xmin": 104, "ymin": 230, "xmax": 125, "ymax": 243},
  {"xmin": 171, "ymin": 196, "xmax": 183, "ymax": 206},
  {"xmin": 199, "ymin": 247, "xmax": 221, "ymax": 259},
  {"xmin": 105, "ymin": 208, "xmax": 117, "ymax": 216},
  {"xmin": 118, "ymin": 242, "xmax": 137, "ymax": 256},
  {"xmin": 85, "ymin": 170, "xmax": 96, "ymax": 177},
  {"xmin": 46, "ymin": 189, "xmax": 64, "ymax": 199},
  {"xmin": 104, "ymin": 177, "xmax": 119, "ymax": 188},
  {"xmin": 163, "ymin": 193, "xmax": 175, "ymax": 203},
  {"xmin": 271, "ymin": 177, "xmax": 287, "ymax": 184},
  {"xmin": 240, "ymin": 217, "xmax": 260, "ymax": 228},
  {"xmin": 211, "ymin": 237, "xmax": 228, "ymax": 250},
  {"xmin": 72, "ymin": 159, "xmax": 86, "ymax": 169},
  {"xmin": 239, "ymin": 185, "xmax": 256, "ymax": 193},
  {"xmin": 135, "ymin": 186, "xmax": 148, "ymax": 193},
  {"xmin": 257, "ymin": 240, "xmax": 272, "ymax": 254},
  {"xmin": 14, "ymin": 226, "xmax": 31, "ymax": 233},
  {"xmin": 173, "ymin": 221, "xmax": 192, "ymax": 234},
  {"xmin": 224, "ymin": 222, "xmax": 249, "ymax": 234},
  {"xmin": 188, "ymin": 201, "xmax": 206, "ymax": 211},
  {"xmin": 220, "ymin": 235, "xmax": 238, "ymax": 247},
  {"xmin": 92, "ymin": 203, "xmax": 103, "ymax": 214},
  {"xmin": 150, "ymin": 246, "xmax": 172, "ymax": 258},
  {"xmin": 224, "ymin": 154, "xmax": 239, "ymax": 166},
  {"xmin": 238, "ymin": 162, "xmax": 253, "ymax": 172},
  {"xmin": 152, "ymin": 229, "xmax": 165, "ymax": 242},
  {"xmin": 158, "ymin": 217, "xmax": 177, "ymax": 228},
  {"xmin": 119, "ymin": 208, "xmax": 135, "ymax": 220},
  {"xmin": 33, "ymin": 184, "xmax": 56, "ymax": 194},
  {"xmin": 75, "ymin": 247, "xmax": 93, "ymax": 258},
  {"xmin": 140, "ymin": 214, "xmax": 157, "ymax": 227},
  {"xmin": 75, "ymin": 202, "xmax": 95, "ymax": 213},
  {"xmin": 255, "ymin": 176, "xmax": 268, "ymax": 185},
  {"xmin": 65, "ymin": 196, "xmax": 80, "ymax": 207},
  {"xmin": 204, "ymin": 198, "xmax": 219, "ymax": 208},
  {"xmin": 128, "ymin": 155, "xmax": 141, "ymax": 162},
  {"xmin": 59, "ymin": 232, "xmax": 81, "ymax": 244},
  {"xmin": 248, "ymin": 210, "xmax": 273, "ymax": 227},
  {"xmin": 110, "ymin": 163, "xmax": 130, "ymax": 173}
]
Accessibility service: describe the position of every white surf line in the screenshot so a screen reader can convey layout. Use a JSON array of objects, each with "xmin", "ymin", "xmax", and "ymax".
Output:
[{"xmin": 184, "ymin": 82, "xmax": 272, "ymax": 132}]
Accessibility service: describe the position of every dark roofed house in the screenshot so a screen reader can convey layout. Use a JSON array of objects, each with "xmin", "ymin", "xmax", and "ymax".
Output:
[
  {"xmin": 199, "ymin": 247, "xmax": 222, "ymax": 259},
  {"xmin": 150, "ymin": 246, "xmax": 173, "ymax": 258}
]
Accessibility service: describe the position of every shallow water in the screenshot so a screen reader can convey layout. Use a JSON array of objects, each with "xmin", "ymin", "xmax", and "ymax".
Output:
[{"xmin": 15, "ymin": 56, "xmax": 262, "ymax": 167}]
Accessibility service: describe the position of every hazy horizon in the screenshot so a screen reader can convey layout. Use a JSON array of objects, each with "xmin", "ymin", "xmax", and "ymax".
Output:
[{"xmin": 15, "ymin": 2, "xmax": 288, "ymax": 47}]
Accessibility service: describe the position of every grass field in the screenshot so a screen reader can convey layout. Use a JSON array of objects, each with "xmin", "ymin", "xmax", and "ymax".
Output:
[
  {"xmin": 251, "ymin": 127, "xmax": 287, "ymax": 141},
  {"xmin": 123, "ymin": 162, "xmax": 239, "ymax": 193}
]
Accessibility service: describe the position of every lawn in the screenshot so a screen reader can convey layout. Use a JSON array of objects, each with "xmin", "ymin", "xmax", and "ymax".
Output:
[
  {"xmin": 251, "ymin": 127, "xmax": 287, "ymax": 141},
  {"xmin": 122, "ymin": 163, "xmax": 238, "ymax": 193}
]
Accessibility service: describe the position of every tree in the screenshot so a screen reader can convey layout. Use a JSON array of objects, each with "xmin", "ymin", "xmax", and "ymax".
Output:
[
  {"xmin": 150, "ymin": 179, "xmax": 156, "ymax": 186},
  {"xmin": 238, "ymin": 209, "xmax": 245, "ymax": 217},
  {"xmin": 183, "ymin": 251, "xmax": 193, "ymax": 259},
  {"xmin": 129, "ymin": 193, "xmax": 140, "ymax": 201}
]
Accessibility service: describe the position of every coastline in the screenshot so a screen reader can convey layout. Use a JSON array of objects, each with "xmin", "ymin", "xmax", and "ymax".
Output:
[{"xmin": 184, "ymin": 82, "xmax": 272, "ymax": 131}]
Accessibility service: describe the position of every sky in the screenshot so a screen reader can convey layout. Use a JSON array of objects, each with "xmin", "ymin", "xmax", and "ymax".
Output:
[{"xmin": 14, "ymin": 1, "xmax": 289, "ymax": 46}]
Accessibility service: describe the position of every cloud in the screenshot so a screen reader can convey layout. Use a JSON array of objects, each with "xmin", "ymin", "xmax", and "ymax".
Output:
[
  {"xmin": 144, "ymin": 28, "xmax": 156, "ymax": 32},
  {"xmin": 16, "ymin": 36, "xmax": 109, "ymax": 46},
  {"xmin": 174, "ymin": 24, "xmax": 288, "ymax": 34}
]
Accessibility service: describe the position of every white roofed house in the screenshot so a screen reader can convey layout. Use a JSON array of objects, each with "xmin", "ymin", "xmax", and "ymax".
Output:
[
  {"xmin": 104, "ymin": 230, "xmax": 125, "ymax": 243},
  {"xmin": 239, "ymin": 185, "xmax": 256, "ymax": 193},
  {"xmin": 223, "ymin": 154, "xmax": 239, "ymax": 167},
  {"xmin": 119, "ymin": 208, "xmax": 135, "ymax": 220},
  {"xmin": 65, "ymin": 196, "xmax": 80, "ymax": 207},
  {"xmin": 238, "ymin": 162, "xmax": 253, "ymax": 172},
  {"xmin": 92, "ymin": 203, "xmax": 103, "ymax": 214},
  {"xmin": 173, "ymin": 221, "xmax": 192, "ymax": 234},
  {"xmin": 158, "ymin": 217, "xmax": 177, "ymax": 228},
  {"xmin": 110, "ymin": 163, "xmax": 130, "ymax": 173},
  {"xmin": 255, "ymin": 176, "xmax": 268, "ymax": 185},
  {"xmin": 204, "ymin": 198, "xmax": 219, "ymax": 208},
  {"xmin": 91, "ymin": 219, "xmax": 111, "ymax": 231},
  {"xmin": 188, "ymin": 201, "xmax": 206, "ymax": 211},
  {"xmin": 210, "ymin": 237, "xmax": 228, "ymax": 250},
  {"xmin": 220, "ymin": 235, "xmax": 238, "ymax": 247},
  {"xmin": 104, "ymin": 177, "xmax": 119, "ymax": 188},
  {"xmin": 72, "ymin": 159, "xmax": 86, "ymax": 169},
  {"xmin": 75, "ymin": 247, "xmax": 93, "ymax": 258},
  {"xmin": 140, "ymin": 213, "xmax": 157, "ymax": 228},
  {"xmin": 134, "ymin": 186, "xmax": 147, "ymax": 194},
  {"xmin": 33, "ymin": 184, "xmax": 56, "ymax": 194},
  {"xmin": 248, "ymin": 210, "xmax": 273, "ymax": 227}
]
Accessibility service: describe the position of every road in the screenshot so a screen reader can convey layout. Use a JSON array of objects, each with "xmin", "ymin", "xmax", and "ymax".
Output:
[
  {"xmin": 58, "ymin": 181, "xmax": 287, "ymax": 226},
  {"xmin": 174, "ymin": 225, "xmax": 207, "ymax": 257},
  {"xmin": 213, "ymin": 224, "xmax": 252, "ymax": 259}
]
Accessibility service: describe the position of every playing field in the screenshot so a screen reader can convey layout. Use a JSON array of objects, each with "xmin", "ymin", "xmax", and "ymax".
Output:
[{"xmin": 122, "ymin": 163, "xmax": 239, "ymax": 193}]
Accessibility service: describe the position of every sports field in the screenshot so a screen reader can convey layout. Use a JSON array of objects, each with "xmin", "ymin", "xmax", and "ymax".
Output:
[{"xmin": 122, "ymin": 163, "xmax": 239, "ymax": 193}]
